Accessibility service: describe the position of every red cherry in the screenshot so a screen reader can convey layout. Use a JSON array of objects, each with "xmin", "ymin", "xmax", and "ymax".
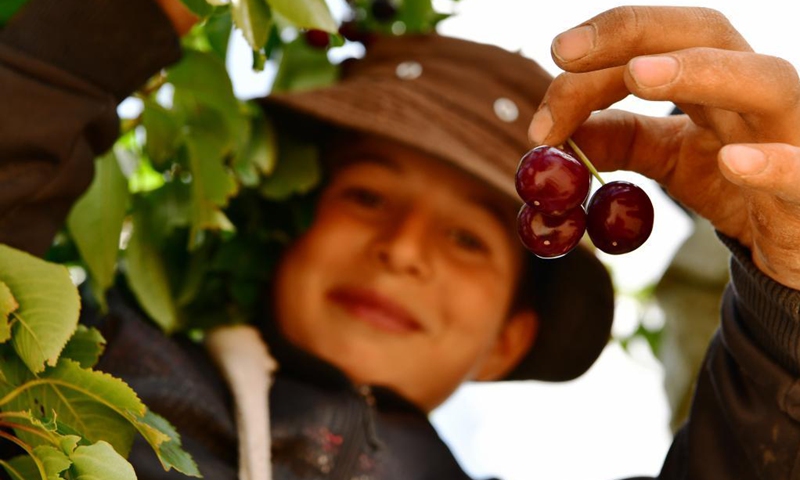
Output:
[
  {"xmin": 586, "ymin": 181, "xmax": 654, "ymax": 254},
  {"xmin": 304, "ymin": 29, "xmax": 330, "ymax": 49},
  {"xmin": 517, "ymin": 203, "xmax": 587, "ymax": 259},
  {"xmin": 515, "ymin": 146, "xmax": 591, "ymax": 216}
]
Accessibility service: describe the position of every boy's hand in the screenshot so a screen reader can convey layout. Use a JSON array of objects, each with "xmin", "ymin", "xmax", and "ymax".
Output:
[
  {"xmin": 154, "ymin": 0, "xmax": 198, "ymax": 35},
  {"xmin": 529, "ymin": 6, "xmax": 800, "ymax": 290}
]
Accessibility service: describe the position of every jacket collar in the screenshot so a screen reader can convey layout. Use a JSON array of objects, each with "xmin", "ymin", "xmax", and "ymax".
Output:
[{"xmin": 257, "ymin": 306, "xmax": 425, "ymax": 416}]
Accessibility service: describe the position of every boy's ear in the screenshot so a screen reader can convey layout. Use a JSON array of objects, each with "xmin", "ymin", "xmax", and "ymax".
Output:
[{"xmin": 474, "ymin": 309, "xmax": 539, "ymax": 382}]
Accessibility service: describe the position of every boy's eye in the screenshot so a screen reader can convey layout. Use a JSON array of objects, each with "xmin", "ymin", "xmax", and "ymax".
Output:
[
  {"xmin": 448, "ymin": 228, "xmax": 488, "ymax": 253},
  {"xmin": 342, "ymin": 187, "xmax": 385, "ymax": 209}
]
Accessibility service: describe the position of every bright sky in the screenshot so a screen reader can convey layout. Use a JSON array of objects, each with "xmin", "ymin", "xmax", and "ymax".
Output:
[{"xmin": 218, "ymin": 1, "xmax": 800, "ymax": 478}]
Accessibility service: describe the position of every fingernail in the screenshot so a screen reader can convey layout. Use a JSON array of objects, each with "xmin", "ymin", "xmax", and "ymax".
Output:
[
  {"xmin": 529, "ymin": 106, "xmax": 553, "ymax": 145},
  {"xmin": 629, "ymin": 56, "xmax": 679, "ymax": 88},
  {"xmin": 722, "ymin": 145, "xmax": 767, "ymax": 175},
  {"xmin": 552, "ymin": 26, "xmax": 595, "ymax": 62}
]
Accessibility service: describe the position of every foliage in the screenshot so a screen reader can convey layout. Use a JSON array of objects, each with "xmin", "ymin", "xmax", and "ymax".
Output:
[
  {"xmin": 60, "ymin": 0, "xmax": 450, "ymax": 335},
  {"xmin": 0, "ymin": 0, "xmax": 451, "ymax": 477},
  {"xmin": 0, "ymin": 245, "xmax": 198, "ymax": 479}
]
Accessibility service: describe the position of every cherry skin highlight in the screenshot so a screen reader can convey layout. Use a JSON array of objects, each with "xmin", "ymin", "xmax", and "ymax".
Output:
[
  {"xmin": 517, "ymin": 203, "xmax": 587, "ymax": 259},
  {"xmin": 586, "ymin": 181, "xmax": 654, "ymax": 255}
]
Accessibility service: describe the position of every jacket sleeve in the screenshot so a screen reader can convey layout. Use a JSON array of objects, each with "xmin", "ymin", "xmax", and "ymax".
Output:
[
  {"xmin": 0, "ymin": 0, "xmax": 181, "ymax": 257},
  {"xmin": 658, "ymin": 234, "xmax": 800, "ymax": 479}
]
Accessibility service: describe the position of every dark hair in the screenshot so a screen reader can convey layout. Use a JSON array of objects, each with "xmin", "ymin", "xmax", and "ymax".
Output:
[{"xmin": 507, "ymin": 255, "xmax": 548, "ymax": 319}]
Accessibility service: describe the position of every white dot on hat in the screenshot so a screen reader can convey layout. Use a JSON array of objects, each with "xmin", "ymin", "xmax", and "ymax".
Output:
[
  {"xmin": 494, "ymin": 97, "xmax": 519, "ymax": 122},
  {"xmin": 396, "ymin": 61, "xmax": 423, "ymax": 80}
]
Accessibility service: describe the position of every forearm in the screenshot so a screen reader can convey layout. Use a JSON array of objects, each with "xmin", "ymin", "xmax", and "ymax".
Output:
[{"xmin": 0, "ymin": 0, "xmax": 182, "ymax": 256}]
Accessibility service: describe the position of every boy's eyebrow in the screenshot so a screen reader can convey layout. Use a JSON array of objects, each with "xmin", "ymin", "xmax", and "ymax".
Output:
[
  {"xmin": 333, "ymin": 152, "xmax": 404, "ymax": 172},
  {"xmin": 463, "ymin": 195, "xmax": 517, "ymax": 232},
  {"xmin": 332, "ymin": 152, "xmax": 516, "ymax": 230}
]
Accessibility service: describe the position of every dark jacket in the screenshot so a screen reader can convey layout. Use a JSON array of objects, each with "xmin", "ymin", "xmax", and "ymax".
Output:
[
  {"xmin": 89, "ymin": 293, "xmax": 477, "ymax": 480},
  {"xmin": 2, "ymin": 1, "xmax": 800, "ymax": 479}
]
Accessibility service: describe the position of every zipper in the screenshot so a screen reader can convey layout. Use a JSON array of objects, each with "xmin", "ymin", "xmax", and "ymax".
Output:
[
  {"xmin": 358, "ymin": 385, "xmax": 381, "ymax": 450},
  {"xmin": 328, "ymin": 384, "xmax": 381, "ymax": 478}
]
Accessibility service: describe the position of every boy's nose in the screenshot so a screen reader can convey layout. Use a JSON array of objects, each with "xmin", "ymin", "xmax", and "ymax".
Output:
[{"xmin": 370, "ymin": 211, "xmax": 433, "ymax": 280}]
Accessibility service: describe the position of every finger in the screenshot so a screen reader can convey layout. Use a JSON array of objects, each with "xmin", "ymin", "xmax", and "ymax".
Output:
[
  {"xmin": 567, "ymin": 110, "xmax": 689, "ymax": 181},
  {"xmin": 721, "ymin": 144, "xmax": 800, "ymax": 289},
  {"xmin": 552, "ymin": 6, "xmax": 752, "ymax": 71},
  {"xmin": 719, "ymin": 144, "xmax": 800, "ymax": 203},
  {"xmin": 625, "ymin": 49, "xmax": 800, "ymax": 133},
  {"xmin": 529, "ymin": 67, "xmax": 628, "ymax": 146},
  {"xmin": 572, "ymin": 110, "xmax": 748, "ymax": 240}
]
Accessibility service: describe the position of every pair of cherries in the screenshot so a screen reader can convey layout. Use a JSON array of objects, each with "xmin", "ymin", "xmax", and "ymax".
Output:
[{"xmin": 515, "ymin": 142, "xmax": 654, "ymax": 258}]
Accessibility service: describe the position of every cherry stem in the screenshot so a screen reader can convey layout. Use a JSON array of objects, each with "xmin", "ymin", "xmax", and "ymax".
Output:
[{"xmin": 566, "ymin": 138, "xmax": 605, "ymax": 185}]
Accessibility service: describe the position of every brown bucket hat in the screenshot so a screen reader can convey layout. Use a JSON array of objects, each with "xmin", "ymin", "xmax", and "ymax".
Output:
[{"xmin": 260, "ymin": 33, "xmax": 615, "ymax": 382}]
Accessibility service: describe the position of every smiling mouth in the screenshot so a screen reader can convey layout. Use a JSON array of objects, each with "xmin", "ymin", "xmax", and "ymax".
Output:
[{"xmin": 327, "ymin": 287, "xmax": 422, "ymax": 334}]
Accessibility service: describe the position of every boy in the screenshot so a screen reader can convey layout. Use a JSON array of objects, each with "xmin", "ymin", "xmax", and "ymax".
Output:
[{"xmin": 2, "ymin": 2, "xmax": 800, "ymax": 480}]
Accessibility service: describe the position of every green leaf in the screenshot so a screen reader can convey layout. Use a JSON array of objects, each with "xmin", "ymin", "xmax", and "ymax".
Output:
[
  {"xmin": 175, "ymin": 252, "xmax": 210, "ymax": 308},
  {"xmin": 0, "ymin": 245, "xmax": 80, "ymax": 374},
  {"xmin": 397, "ymin": 0, "xmax": 437, "ymax": 33},
  {"xmin": 0, "ymin": 358, "xmax": 143, "ymax": 456},
  {"xmin": 185, "ymin": 113, "xmax": 239, "ymax": 249},
  {"xmin": 231, "ymin": 0, "xmax": 273, "ymax": 50},
  {"xmin": 66, "ymin": 152, "xmax": 129, "ymax": 311},
  {"xmin": 59, "ymin": 326, "xmax": 106, "ymax": 369},
  {"xmin": 67, "ymin": 441, "xmax": 136, "ymax": 480},
  {"xmin": 205, "ymin": 9, "xmax": 234, "ymax": 59},
  {"xmin": 0, "ymin": 412, "xmax": 68, "ymax": 479},
  {"xmin": 260, "ymin": 133, "xmax": 321, "ymax": 200},
  {"xmin": 32, "ymin": 445, "xmax": 71, "ymax": 480},
  {"xmin": 0, "ymin": 357, "xmax": 198, "ymax": 475},
  {"xmin": 1, "ymin": 456, "xmax": 43, "ymax": 480},
  {"xmin": 267, "ymin": 0, "xmax": 336, "ymax": 32},
  {"xmin": 271, "ymin": 38, "xmax": 339, "ymax": 93},
  {"xmin": 233, "ymin": 110, "xmax": 277, "ymax": 186},
  {"xmin": 0, "ymin": 280, "xmax": 18, "ymax": 344},
  {"xmin": 179, "ymin": 0, "xmax": 213, "ymax": 17},
  {"xmin": 125, "ymin": 210, "xmax": 180, "ymax": 333},
  {"xmin": 0, "ymin": 409, "xmax": 59, "ymax": 439},
  {"xmin": 128, "ymin": 155, "xmax": 166, "ymax": 194},
  {"xmin": 185, "ymin": 113, "xmax": 240, "ymax": 207},
  {"xmin": 138, "ymin": 410, "xmax": 200, "ymax": 477},
  {"xmin": 143, "ymin": 100, "xmax": 183, "ymax": 167},
  {"xmin": 170, "ymin": 49, "xmax": 251, "ymax": 168},
  {"xmin": 168, "ymin": 49, "xmax": 244, "ymax": 135}
]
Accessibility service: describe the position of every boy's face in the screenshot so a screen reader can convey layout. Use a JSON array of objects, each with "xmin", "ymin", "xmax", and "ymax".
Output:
[{"xmin": 273, "ymin": 134, "xmax": 537, "ymax": 411}]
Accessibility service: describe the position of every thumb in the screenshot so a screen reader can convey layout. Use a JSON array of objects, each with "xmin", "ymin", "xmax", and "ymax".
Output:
[{"xmin": 719, "ymin": 144, "xmax": 800, "ymax": 203}]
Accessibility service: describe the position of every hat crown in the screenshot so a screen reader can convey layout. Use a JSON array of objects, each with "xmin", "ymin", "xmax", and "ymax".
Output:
[{"xmin": 335, "ymin": 34, "xmax": 552, "ymax": 198}]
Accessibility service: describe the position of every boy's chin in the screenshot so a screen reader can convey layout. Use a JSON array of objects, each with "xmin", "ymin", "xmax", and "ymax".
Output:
[{"xmin": 320, "ymin": 347, "xmax": 460, "ymax": 412}]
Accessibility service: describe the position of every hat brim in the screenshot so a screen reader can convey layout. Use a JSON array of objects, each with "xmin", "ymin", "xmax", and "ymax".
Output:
[{"xmin": 262, "ymin": 79, "xmax": 520, "ymax": 199}]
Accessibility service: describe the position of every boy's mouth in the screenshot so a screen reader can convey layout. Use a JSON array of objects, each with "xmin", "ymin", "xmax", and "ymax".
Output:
[{"xmin": 327, "ymin": 287, "xmax": 422, "ymax": 334}]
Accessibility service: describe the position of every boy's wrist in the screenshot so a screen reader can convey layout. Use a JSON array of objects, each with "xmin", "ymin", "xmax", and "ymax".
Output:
[
  {"xmin": 0, "ymin": 0, "xmax": 183, "ymax": 101},
  {"xmin": 718, "ymin": 231, "xmax": 800, "ymax": 376}
]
